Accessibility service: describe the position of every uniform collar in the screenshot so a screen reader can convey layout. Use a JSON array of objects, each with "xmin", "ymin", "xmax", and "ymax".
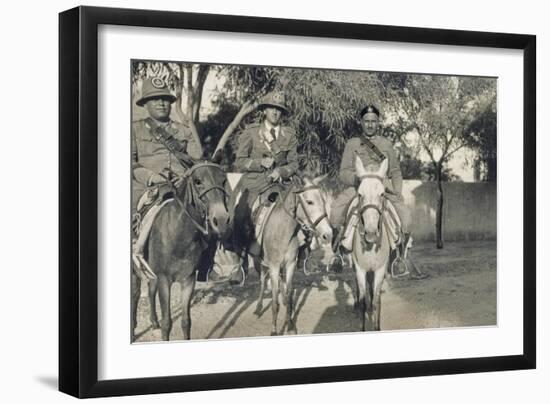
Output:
[
  {"xmin": 360, "ymin": 134, "xmax": 378, "ymax": 143},
  {"xmin": 263, "ymin": 120, "xmax": 281, "ymax": 139},
  {"xmin": 145, "ymin": 118, "xmax": 172, "ymax": 129}
]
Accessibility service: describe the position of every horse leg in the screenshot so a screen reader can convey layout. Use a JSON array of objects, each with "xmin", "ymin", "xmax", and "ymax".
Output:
[
  {"xmin": 131, "ymin": 271, "xmax": 141, "ymax": 341},
  {"xmin": 354, "ymin": 266, "xmax": 368, "ymax": 331},
  {"xmin": 269, "ymin": 266, "xmax": 280, "ymax": 336},
  {"xmin": 148, "ymin": 277, "xmax": 160, "ymax": 329},
  {"xmin": 254, "ymin": 263, "xmax": 267, "ymax": 317},
  {"xmin": 365, "ymin": 271, "xmax": 375, "ymax": 330},
  {"xmin": 371, "ymin": 266, "xmax": 386, "ymax": 331},
  {"xmin": 180, "ymin": 273, "xmax": 196, "ymax": 340},
  {"xmin": 158, "ymin": 274, "xmax": 172, "ymax": 341},
  {"xmin": 283, "ymin": 258, "xmax": 297, "ymax": 335}
]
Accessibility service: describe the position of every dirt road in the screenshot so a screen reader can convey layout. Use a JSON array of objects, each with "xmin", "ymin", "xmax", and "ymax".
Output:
[{"xmin": 133, "ymin": 240, "xmax": 496, "ymax": 342}]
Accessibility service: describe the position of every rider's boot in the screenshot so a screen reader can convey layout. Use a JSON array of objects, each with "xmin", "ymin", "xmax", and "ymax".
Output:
[{"xmin": 327, "ymin": 227, "xmax": 345, "ymax": 273}]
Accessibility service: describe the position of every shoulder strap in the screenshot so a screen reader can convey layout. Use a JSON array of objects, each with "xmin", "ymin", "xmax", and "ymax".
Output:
[
  {"xmin": 362, "ymin": 136, "xmax": 385, "ymax": 161},
  {"xmin": 145, "ymin": 118, "xmax": 193, "ymax": 168}
]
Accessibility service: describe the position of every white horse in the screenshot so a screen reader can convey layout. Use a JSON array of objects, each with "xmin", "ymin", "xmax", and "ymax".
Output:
[
  {"xmin": 352, "ymin": 156, "xmax": 391, "ymax": 331},
  {"xmin": 254, "ymin": 175, "xmax": 333, "ymax": 335}
]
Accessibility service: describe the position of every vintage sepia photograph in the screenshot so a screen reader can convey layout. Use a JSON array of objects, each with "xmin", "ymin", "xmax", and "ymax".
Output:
[{"xmin": 130, "ymin": 60, "xmax": 497, "ymax": 343}]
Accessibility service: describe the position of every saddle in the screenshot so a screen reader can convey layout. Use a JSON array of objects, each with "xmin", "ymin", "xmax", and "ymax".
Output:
[
  {"xmin": 249, "ymin": 190, "xmax": 280, "ymax": 255},
  {"xmin": 340, "ymin": 196, "xmax": 403, "ymax": 251}
]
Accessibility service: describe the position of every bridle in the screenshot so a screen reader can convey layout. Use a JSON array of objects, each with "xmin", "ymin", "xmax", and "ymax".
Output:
[
  {"xmin": 356, "ymin": 174, "xmax": 386, "ymax": 244},
  {"xmin": 166, "ymin": 162, "xmax": 229, "ymax": 236},
  {"xmin": 182, "ymin": 162, "xmax": 228, "ymax": 203},
  {"xmin": 283, "ymin": 183, "xmax": 329, "ymax": 242}
]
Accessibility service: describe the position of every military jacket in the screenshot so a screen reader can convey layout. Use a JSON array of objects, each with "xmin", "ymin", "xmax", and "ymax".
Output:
[
  {"xmin": 339, "ymin": 135, "xmax": 403, "ymax": 194},
  {"xmin": 131, "ymin": 118, "xmax": 202, "ymax": 187},
  {"xmin": 235, "ymin": 121, "xmax": 299, "ymax": 180}
]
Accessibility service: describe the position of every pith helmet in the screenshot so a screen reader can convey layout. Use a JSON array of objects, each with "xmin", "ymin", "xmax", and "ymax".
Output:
[
  {"xmin": 136, "ymin": 77, "xmax": 177, "ymax": 107},
  {"xmin": 258, "ymin": 91, "xmax": 289, "ymax": 114}
]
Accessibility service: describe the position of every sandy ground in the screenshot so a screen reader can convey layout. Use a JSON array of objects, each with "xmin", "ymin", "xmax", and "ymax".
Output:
[{"xmin": 133, "ymin": 240, "xmax": 496, "ymax": 342}]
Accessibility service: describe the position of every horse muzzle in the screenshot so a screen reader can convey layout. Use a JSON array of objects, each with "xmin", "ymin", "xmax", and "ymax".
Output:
[
  {"xmin": 363, "ymin": 230, "xmax": 380, "ymax": 244},
  {"xmin": 318, "ymin": 227, "xmax": 333, "ymax": 245},
  {"xmin": 209, "ymin": 207, "xmax": 230, "ymax": 237}
]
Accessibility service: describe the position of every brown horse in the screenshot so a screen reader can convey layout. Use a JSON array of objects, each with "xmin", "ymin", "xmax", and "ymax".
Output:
[
  {"xmin": 253, "ymin": 176, "xmax": 332, "ymax": 336},
  {"xmin": 131, "ymin": 161, "xmax": 230, "ymax": 341},
  {"xmin": 351, "ymin": 156, "xmax": 391, "ymax": 331}
]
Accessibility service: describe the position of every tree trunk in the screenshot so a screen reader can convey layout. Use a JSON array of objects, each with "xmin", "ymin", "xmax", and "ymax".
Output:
[
  {"xmin": 184, "ymin": 64, "xmax": 204, "ymax": 157},
  {"xmin": 213, "ymin": 100, "xmax": 258, "ymax": 158},
  {"xmin": 173, "ymin": 64, "xmax": 187, "ymax": 125},
  {"xmin": 435, "ymin": 162, "xmax": 444, "ymax": 249}
]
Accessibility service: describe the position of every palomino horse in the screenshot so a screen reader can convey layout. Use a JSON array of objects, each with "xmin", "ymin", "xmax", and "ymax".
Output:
[
  {"xmin": 253, "ymin": 176, "xmax": 333, "ymax": 336},
  {"xmin": 131, "ymin": 161, "xmax": 230, "ymax": 341},
  {"xmin": 352, "ymin": 156, "xmax": 391, "ymax": 331}
]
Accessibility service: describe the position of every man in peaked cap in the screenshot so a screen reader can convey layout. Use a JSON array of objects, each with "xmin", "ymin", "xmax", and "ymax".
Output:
[
  {"xmin": 210, "ymin": 91, "xmax": 300, "ymax": 284},
  {"xmin": 131, "ymin": 77, "xmax": 202, "ymax": 277},
  {"xmin": 328, "ymin": 104, "xmax": 416, "ymax": 275}
]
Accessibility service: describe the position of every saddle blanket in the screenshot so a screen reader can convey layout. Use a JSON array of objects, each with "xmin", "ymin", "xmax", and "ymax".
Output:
[{"xmin": 251, "ymin": 197, "xmax": 278, "ymax": 246}]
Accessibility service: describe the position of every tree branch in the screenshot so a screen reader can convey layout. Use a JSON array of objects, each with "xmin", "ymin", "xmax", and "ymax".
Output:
[{"xmin": 213, "ymin": 99, "xmax": 259, "ymax": 156}]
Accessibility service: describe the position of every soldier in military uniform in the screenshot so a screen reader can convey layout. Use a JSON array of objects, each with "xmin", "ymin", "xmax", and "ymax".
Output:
[
  {"xmin": 233, "ymin": 91, "xmax": 298, "ymax": 211},
  {"xmin": 132, "ymin": 77, "xmax": 202, "ymax": 274},
  {"xmin": 212, "ymin": 92, "xmax": 299, "ymax": 282},
  {"xmin": 328, "ymin": 105, "xmax": 412, "ymax": 272}
]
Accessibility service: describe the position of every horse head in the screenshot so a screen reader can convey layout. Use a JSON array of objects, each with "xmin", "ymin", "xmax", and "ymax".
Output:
[
  {"xmin": 177, "ymin": 160, "xmax": 230, "ymax": 237},
  {"xmin": 293, "ymin": 174, "xmax": 333, "ymax": 245},
  {"xmin": 355, "ymin": 155, "xmax": 388, "ymax": 244}
]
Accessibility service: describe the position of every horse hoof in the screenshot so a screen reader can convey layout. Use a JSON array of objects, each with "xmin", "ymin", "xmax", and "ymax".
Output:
[
  {"xmin": 287, "ymin": 327, "xmax": 297, "ymax": 335},
  {"xmin": 151, "ymin": 321, "xmax": 160, "ymax": 329},
  {"xmin": 270, "ymin": 331, "xmax": 278, "ymax": 336},
  {"xmin": 254, "ymin": 307, "xmax": 263, "ymax": 317}
]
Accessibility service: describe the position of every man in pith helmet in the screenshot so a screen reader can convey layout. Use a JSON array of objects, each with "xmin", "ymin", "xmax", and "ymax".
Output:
[
  {"xmin": 210, "ymin": 91, "xmax": 300, "ymax": 283},
  {"xmin": 132, "ymin": 77, "xmax": 202, "ymax": 278}
]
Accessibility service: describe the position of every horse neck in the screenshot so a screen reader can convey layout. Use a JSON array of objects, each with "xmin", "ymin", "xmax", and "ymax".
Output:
[
  {"xmin": 267, "ymin": 192, "xmax": 300, "ymax": 244},
  {"xmin": 165, "ymin": 180, "xmax": 206, "ymax": 241}
]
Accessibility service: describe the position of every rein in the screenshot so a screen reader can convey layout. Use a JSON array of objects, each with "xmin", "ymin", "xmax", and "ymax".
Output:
[
  {"xmin": 162, "ymin": 162, "xmax": 228, "ymax": 237},
  {"xmin": 282, "ymin": 184, "xmax": 328, "ymax": 241},
  {"xmin": 356, "ymin": 175, "xmax": 386, "ymax": 247}
]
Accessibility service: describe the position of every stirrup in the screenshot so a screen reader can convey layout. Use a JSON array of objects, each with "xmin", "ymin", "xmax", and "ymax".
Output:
[
  {"xmin": 302, "ymin": 248, "xmax": 323, "ymax": 275},
  {"xmin": 390, "ymin": 255, "xmax": 409, "ymax": 279},
  {"xmin": 326, "ymin": 253, "xmax": 344, "ymax": 273},
  {"xmin": 132, "ymin": 252, "xmax": 157, "ymax": 280}
]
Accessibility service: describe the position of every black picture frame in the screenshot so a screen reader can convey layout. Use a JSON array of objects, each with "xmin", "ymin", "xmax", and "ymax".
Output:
[{"xmin": 59, "ymin": 5, "xmax": 536, "ymax": 398}]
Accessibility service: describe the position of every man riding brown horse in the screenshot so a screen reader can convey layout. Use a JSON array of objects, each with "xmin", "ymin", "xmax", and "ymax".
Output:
[{"xmin": 131, "ymin": 77, "xmax": 203, "ymax": 278}]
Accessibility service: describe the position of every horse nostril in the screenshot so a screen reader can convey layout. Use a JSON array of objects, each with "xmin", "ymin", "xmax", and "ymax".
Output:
[{"xmin": 213, "ymin": 217, "xmax": 218, "ymax": 227}]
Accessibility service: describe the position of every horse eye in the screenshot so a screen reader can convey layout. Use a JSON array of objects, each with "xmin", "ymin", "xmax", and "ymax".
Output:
[
  {"xmin": 194, "ymin": 179, "xmax": 202, "ymax": 186},
  {"xmin": 306, "ymin": 200, "xmax": 314, "ymax": 205}
]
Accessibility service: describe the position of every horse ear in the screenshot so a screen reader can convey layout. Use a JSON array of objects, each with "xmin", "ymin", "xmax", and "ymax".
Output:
[
  {"xmin": 312, "ymin": 173, "xmax": 328, "ymax": 186},
  {"xmin": 377, "ymin": 158, "xmax": 389, "ymax": 177},
  {"xmin": 354, "ymin": 154, "xmax": 367, "ymax": 178},
  {"xmin": 211, "ymin": 149, "xmax": 223, "ymax": 165}
]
